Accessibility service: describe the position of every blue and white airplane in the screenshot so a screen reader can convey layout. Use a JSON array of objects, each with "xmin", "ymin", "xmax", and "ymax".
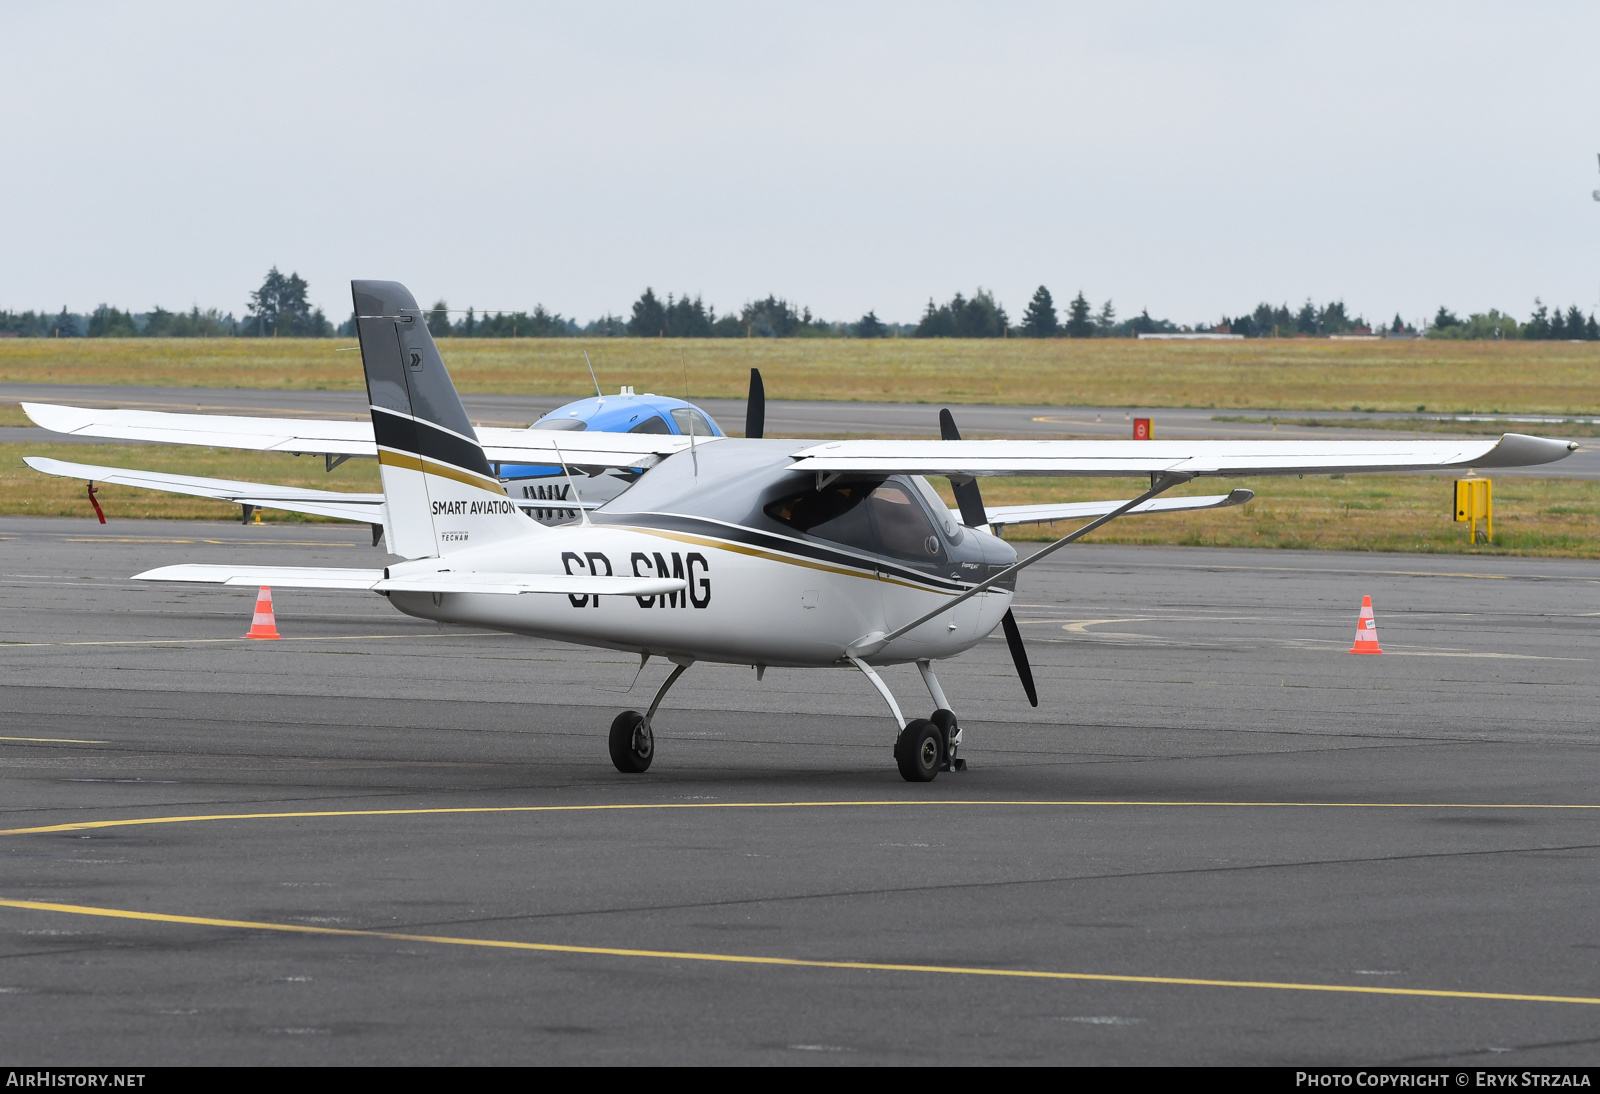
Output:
[{"xmin": 501, "ymin": 387, "xmax": 724, "ymax": 522}]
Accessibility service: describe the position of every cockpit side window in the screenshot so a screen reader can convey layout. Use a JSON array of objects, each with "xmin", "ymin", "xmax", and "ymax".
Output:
[
  {"xmin": 764, "ymin": 479, "xmax": 880, "ymax": 554},
  {"xmin": 531, "ymin": 417, "xmax": 588, "ymax": 431},
  {"xmin": 764, "ymin": 478, "xmax": 945, "ymax": 562},
  {"xmin": 867, "ymin": 481, "xmax": 945, "ymax": 561},
  {"xmin": 669, "ymin": 407, "xmax": 714, "ymax": 437},
  {"xmin": 628, "ymin": 415, "xmax": 672, "ymax": 434}
]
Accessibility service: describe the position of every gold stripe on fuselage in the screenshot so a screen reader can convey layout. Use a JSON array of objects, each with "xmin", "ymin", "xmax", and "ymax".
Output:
[
  {"xmin": 606, "ymin": 525, "xmax": 967, "ymax": 596},
  {"xmin": 378, "ymin": 448, "xmax": 507, "ymax": 495}
]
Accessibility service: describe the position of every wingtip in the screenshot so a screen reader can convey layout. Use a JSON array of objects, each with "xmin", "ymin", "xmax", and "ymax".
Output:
[
  {"xmin": 19, "ymin": 402, "xmax": 58, "ymax": 428},
  {"xmin": 1479, "ymin": 433, "xmax": 1579, "ymax": 468}
]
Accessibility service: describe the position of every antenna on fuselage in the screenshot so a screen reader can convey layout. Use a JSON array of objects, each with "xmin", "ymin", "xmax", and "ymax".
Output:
[
  {"xmin": 682, "ymin": 348, "xmax": 698, "ymax": 478},
  {"xmin": 548, "ymin": 436, "xmax": 589, "ymax": 526},
  {"xmin": 582, "ymin": 350, "xmax": 603, "ymax": 399}
]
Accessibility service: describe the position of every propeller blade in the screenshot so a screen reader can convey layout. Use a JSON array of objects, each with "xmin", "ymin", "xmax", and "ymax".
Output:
[
  {"xmin": 947, "ymin": 406, "xmax": 1032, "ymax": 702},
  {"xmin": 745, "ymin": 368, "xmax": 765, "ymax": 439},
  {"xmin": 939, "ymin": 408, "xmax": 988, "ymax": 527},
  {"xmin": 1000, "ymin": 609, "xmax": 1039, "ymax": 707}
]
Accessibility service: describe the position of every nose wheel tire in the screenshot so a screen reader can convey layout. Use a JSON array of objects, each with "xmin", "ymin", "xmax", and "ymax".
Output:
[
  {"xmin": 609, "ymin": 710, "xmax": 653, "ymax": 773},
  {"xmin": 929, "ymin": 708, "xmax": 965, "ymax": 772},
  {"xmin": 894, "ymin": 718, "xmax": 943, "ymax": 782}
]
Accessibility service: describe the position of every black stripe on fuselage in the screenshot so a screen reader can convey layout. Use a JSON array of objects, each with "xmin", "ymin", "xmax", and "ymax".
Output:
[
  {"xmin": 371, "ymin": 406, "xmax": 494, "ymax": 479},
  {"xmin": 589, "ymin": 511, "xmax": 989, "ymax": 593}
]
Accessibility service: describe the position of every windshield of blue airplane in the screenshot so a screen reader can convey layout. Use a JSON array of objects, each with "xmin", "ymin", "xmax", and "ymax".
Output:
[{"xmin": 526, "ymin": 397, "xmax": 722, "ymax": 437}]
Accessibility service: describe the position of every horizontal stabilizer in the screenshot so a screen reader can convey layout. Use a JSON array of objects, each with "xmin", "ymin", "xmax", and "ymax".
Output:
[
  {"xmin": 134, "ymin": 564, "xmax": 687, "ymax": 597},
  {"xmin": 25, "ymin": 456, "xmax": 385, "ymax": 524},
  {"xmin": 23, "ymin": 403, "xmax": 711, "ymax": 470},
  {"xmin": 134, "ymin": 565, "xmax": 386, "ymax": 589},
  {"xmin": 375, "ymin": 573, "xmax": 685, "ymax": 596},
  {"xmin": 789, "ymin": 434, "xmax": 1577, "ymax": 478},
  {"xmin": 969, "ymin": 488, "xmax": 1253, "ymax": 528}
]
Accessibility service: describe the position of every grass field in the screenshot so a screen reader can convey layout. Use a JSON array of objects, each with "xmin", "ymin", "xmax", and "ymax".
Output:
[
  {"xmin": 6, "ymin": 443, "xmax": 1595, "ymax": 557},
  {"xmin": 1215, "ymin": 415, "xmax": 1600, "ymax": 436},
  {"xmin": 1, "ymin": 444, "xmax": 381, "ymax": 522},
  {"xmin": 936, "ymin": 474, "xmax": 1600, "ymax": 556},
  {"xmin": 4, "ymin": 338, "xmax": 1600, "ymax": 414}
]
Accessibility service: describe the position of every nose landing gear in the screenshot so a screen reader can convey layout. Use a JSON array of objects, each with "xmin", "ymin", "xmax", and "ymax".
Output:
[
  {"xmin": 893, "ymin": 708, "xmax": 964, "ymax": 782},
  {"xmin": 848, "ymin": 654, "xmax": 967, "ymax": 782}
]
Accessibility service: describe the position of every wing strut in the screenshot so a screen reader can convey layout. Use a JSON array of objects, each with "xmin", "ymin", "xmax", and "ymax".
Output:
[{"xmin": 865, "ymin": 469, "xmax": 1196, "ymax": 656}]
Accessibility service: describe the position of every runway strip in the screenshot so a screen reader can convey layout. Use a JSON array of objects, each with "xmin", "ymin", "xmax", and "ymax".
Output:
[{"xmin": 2, "ymin": 893, "xmax": 1595, "ymax": 1008}]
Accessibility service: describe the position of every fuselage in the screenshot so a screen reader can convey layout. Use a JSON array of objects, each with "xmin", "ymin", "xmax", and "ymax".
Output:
[{"xmin": 385, "ymin": 439, "xmax": 1018, "ymax": 668}]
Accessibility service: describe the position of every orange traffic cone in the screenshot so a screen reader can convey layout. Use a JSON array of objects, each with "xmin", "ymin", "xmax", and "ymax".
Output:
[
  {"xmin": 1349, "ymin": 595, "xmax": 1382, "ymax": 655},
  {"xmin": 245, "ymin": 586, "xmax": 282, "ymax": 640}
]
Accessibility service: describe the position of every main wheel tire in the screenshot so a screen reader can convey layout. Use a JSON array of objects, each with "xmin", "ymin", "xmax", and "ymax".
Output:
[
  {"xmin": 608, "ymin": 710, "xmax": 653, "ymax": 773},
  {"xmin": 894, "ymin": 718, "xmax": 943, "ymax": 782}
]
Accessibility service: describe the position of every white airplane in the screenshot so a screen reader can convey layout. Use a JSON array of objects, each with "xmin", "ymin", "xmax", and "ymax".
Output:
[{"xmin": 22, "ymin": 280, "xmax": 1578, "ymax": 781}]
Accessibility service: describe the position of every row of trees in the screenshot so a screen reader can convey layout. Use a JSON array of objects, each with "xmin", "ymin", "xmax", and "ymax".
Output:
[
  {"xmin": 0, "ymin": 267, "xmax": 328, "ymax": 338},
  {"xmin": 0, "ymin": 305, "xmax": 239, "ymax": 338},
  {"xmin": 619, "ymin": 290, "xmax": 838, "ymax": 338},
  {"xmin": 1430, "ymin": 301, "xmax": 1600, "ymax": 341},
  {"xmin": 6, "ymin": 269, "xmax": 1599, "ymax": 341},
  {"xmin": 425, "ymin": 302, "xmax": 580, "ymax": 339}
]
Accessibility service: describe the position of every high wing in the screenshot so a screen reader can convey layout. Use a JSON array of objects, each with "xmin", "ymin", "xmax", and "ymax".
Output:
[
  {"xmin": 134, "ymin": 563, "xmax": 687, "ymax": 597},
  {"xmin": 24, "ymin": 403, "xmax": 376, "ymax": 455},
  {"xmin": 22, "ymin": 403, "xmax": 708, "ymax": 469},
  {"xmin": 970, "ymin": 488, "xmax": 1253, "ymax": 529},
  {"xmin": 25, "ymin": 456, "xmax": 386, "ymax": 524},
  {"xmin": 789, "ymin": 433, "xmax": 1576, "ymax": 477},
  {"xmin": 24, "ymin": 455, "xmax": 601, "ymax": 526}
]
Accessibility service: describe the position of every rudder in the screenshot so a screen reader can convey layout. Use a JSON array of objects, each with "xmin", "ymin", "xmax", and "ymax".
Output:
[{"xmin": 352, "ymin": 280, "xmax": 535, "ymax": 558}]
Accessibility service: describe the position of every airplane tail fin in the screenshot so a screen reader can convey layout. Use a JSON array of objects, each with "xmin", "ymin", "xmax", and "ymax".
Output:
[{"xmin": 352, "ymin": 280, "xmax": 535, "ymax": 558}]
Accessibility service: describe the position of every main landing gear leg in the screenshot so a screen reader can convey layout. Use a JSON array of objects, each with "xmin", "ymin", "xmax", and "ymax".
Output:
[
  {"xmin": 608, "ymin": 657, "xmax": 693, "ymax": 774},
  {"xmin": 849, "ymin": 655, "xmax": 944, "ymax": 784},
  {"xmin": 916, "ymin": 659, "xmax": 964, "ymax": 773}
]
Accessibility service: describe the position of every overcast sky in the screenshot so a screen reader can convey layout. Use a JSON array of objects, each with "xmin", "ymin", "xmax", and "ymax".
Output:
[{"xmin": 5, "ymin": 2, "xmax": 1598, "ymax": 327}]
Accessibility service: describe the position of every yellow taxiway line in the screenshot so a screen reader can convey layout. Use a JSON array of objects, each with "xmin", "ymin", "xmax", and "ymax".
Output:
[
  {"xmin": 0, "ymin": 736, "xmax": 109, "ymax": 745},
  {"xmin": 1, "ymin": 895, "xmax": 1595, "ymax": 1007},
  {"xmin": 4, "ymin": 798, "xmax": 1600, "ymax": 838}
]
